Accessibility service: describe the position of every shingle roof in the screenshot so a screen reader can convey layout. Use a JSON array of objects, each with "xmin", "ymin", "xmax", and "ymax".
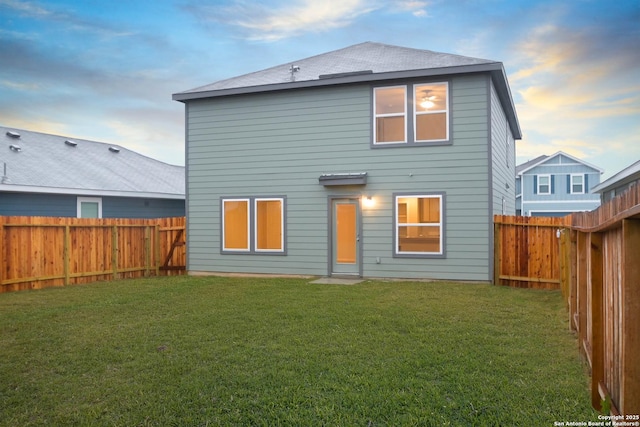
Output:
[
  {"xmin": 173, "ymin": 42, "xmax": 521, "ymax": 139},
  {"xmin": 179, "ymin": 42, "xmax": 497, "ymax": 94},
  {"xmin": 0, "ymin": 126, "xmax": 184, "ymax": 199},
  {"xmin": 516, "ymin": 155, "xmax": 549, "ymax": 175},
  {"xmin": 591, "ymin": 159, "xmax": 640, "ymax": 194}
]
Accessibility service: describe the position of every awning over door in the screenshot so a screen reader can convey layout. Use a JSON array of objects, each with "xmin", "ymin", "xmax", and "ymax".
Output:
[{"xmin": 319, "ymin": 172, "xmax": 367, "ymax": 186}]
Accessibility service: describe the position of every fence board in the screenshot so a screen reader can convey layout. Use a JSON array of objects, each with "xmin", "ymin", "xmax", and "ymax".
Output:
[{"xmin": 0, "ymin": 216, "xmax": 185, "ymax": 293}]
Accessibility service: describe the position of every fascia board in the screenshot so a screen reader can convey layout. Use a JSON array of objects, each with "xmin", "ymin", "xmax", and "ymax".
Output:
[{"xmin": 0, "ymin": 184, "xmax": 184, "ymax": 200}]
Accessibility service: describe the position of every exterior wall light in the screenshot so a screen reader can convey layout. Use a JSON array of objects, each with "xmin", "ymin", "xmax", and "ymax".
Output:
[{"xmin": 363, "ymin": 196, "xmax": 375, "ymax": 208}]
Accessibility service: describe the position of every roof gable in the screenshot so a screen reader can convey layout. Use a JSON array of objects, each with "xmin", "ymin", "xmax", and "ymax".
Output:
[
  {"xmin": 516, "ymin": 151, "xmax": 604, "ymax": 176},
  {"xmin": 1, "ymin": 126, "xmax": 184, "ymax": 198}
]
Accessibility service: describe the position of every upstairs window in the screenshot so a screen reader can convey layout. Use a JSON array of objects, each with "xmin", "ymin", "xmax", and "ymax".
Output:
[
  {"xmin": 570, "ymin": 174, "xmax": 584, "ymax": 194},
  {"xmin": 374, "ymin": 86, "xmax": 406, "ymax": 144},
  {"xmin": 373, "ymin": 82, "xmax": 449, "ymax": 147},
  {"xmin": 536, "ymin": 175, "xmax": 551, "ymax": 195},
  {"xmin": 414, "ymin": 82, "xmax": 448, "ymax": 142}
]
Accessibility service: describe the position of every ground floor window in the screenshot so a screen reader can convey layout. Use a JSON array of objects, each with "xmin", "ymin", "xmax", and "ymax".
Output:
[
  {"xmin": 222, "ymin": 196, "xmax": 285, "ymax": 254},
  {"xmin": 77, "ymin": 197, "xmax": 102, "ymax": 218},
  {"xmin": 394, "ymin": 193, "xmax": 445, "ymax": 257}
]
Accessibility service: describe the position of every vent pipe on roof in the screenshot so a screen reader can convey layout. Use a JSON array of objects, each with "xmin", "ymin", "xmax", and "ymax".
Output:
[
  {"xmin": 1, "ymin": 162, "xmax": 9, "ymax": 184},
  {"xmin": 109, "ymin": 146, "xmax": 120, "ymax": 153},
  {"xmin": 65, "ymin": 139, "xmax": 78, "ymax": 147},
  {"xmin": 6, "ymin": 131, "xmax": 20, "ymax": 138},
  {"xmin": 9, "ymin": 144, "xmax": 21, "ymax": 152}
]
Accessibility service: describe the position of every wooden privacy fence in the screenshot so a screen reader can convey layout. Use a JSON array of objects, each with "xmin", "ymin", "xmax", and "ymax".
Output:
[
  {"xmin": 569, "ymin": 185, "xmax": 639, "ymax": 416},
  {"xmin": 0, "ymin": 216, "xmax": 186, "ymax": 293},
  {"xmin": 495, "ymin": 185, "xmax": 640, "ymax": 415},
  {"xmin": 493, "ymin": 214, "xmax": 571, "ymax": 290}
]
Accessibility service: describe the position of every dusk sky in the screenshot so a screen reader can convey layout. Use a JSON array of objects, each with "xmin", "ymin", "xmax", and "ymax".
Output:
[{"xmin": 1, "ymin": 0, "xmax": 638, "ymax": 179}]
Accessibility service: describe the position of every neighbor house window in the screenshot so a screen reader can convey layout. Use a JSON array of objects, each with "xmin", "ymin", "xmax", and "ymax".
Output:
[
  {"xmin": 571, "ymin": 174, "xmax": 584, "ymax": 194},
  {"xmin": 374, "ymin": 86, "xmax": 406, "ymax": 144},
  {"xmin": 373, "ymin": 82, "xmax": 449, "ymax": 146},
  {"xmin": 414, "ymin": 82, "xmax": 448, "ymax": 142},
  {"xmin": 222, "ymin": 197, "xmax": 285, "ymax": 254},
  {"xmin": 77, "ymin": 197, "xmax": 102, "ymax": 218},
  {"xmin": 537, "ymin": 175, "xmax": 551, "ymax": 195},
  {"xmin": 394, "ymin": 193, "xmax": 445, "ymax": 257}
]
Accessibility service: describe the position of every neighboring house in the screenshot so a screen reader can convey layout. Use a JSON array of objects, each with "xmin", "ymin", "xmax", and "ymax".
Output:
[
  {"xmin": 591, "ymin": 159, "xmax": 640, "ymax": 204},
  {"xmin": 172, "ymin": 42, "xmax": 521, "ymax": 281},
  {"xmin": 1, "ymin": 126, "xmax": 185, "ymax": 218},
  {"xmin": 515, "ymin": 151, "xmax": 602, "ymax": 217}
]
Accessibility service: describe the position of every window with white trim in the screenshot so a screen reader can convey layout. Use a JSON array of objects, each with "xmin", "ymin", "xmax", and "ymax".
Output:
[
  {"xmin": 394, "ymin": 193, "xmax": 444, "ymax": 257},
  {"xmin": 373, "ymin": 82, "xmax": 449, "ymax": 146},
  {"xmin": 414, "ymin": 82, "xmax": 448, "ymax": 142},
  {"xmin": 222, "ymin": 197, "xmax": 285, "ymax": 254},
  {"xmin": 374, "ymin": 86, "xmax": 406, "ymax": 144},
  {"xmin": 77, "ymin": 197, "xmax": 102, "ymax": 218},
  {"xmin": 537, "ymin": 175, "xmax": 551, "ymax": 195},
  {"xmin": 571, "ymin": 174, "xmax": 584, "ymax": 194}
]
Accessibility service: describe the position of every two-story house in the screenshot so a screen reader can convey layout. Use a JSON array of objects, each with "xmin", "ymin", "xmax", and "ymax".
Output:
[
  {"xmin": 172, "ymin": 42, "xmax": 521, "ymax": 281},
  {"xmin": 516, "ymin": 151, "xmax": 602, "ymax": 217}
]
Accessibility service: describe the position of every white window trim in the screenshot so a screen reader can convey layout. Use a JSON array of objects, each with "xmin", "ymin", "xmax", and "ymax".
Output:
[
  {"xmin": 537, "ymin": 174, "xmax": 551, "ymax": 195},
  {"xmin": 222, "ymin": 198, "xmax": 250, "ymax": 252},
  {"xmin": 570, "ymin": 174, "xmax": 585, "ymax": 194},
  {"xmin": 394, "ymin": 194, "xmax": 444, "ymax": 257},
  {"xmin": 413, "ymin": 82, "xmax": 449, "ymax": 143},
  {"xmin": 254, "ymin": 197, "xmax": 285, "ymax": 253},
  {"xmin": 77, "ymin": 197, "xmax": 102, "ymax": 218},
  {"xmin": 373, "ymin": 85, "xmax": 407, "ymax": 145}
]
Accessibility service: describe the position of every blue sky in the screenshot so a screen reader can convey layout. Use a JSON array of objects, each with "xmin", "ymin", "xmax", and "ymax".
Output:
[{"xmin": 1, "ymin": 0, "xmax": 638, "ymax": 179}]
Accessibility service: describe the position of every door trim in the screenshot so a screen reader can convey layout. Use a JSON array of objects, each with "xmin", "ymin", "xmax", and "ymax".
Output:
[{"xmin": 327, "ymin": 195, "xmax": 363, "ymax": 277}]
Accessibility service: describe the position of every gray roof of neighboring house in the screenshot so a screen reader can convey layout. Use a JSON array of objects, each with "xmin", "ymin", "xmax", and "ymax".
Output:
[
  {"xmin": 173, "ymin": 41, "xmax": 521, "ymax": 139},
  {"xmin": 1, "ymin": 126, "xmax": 185, "ymax": 199},
  {"xmin": 591, "ymin": 159, "xmax": 640, "ymax": 194},
  {"xmin": 516, "ymin": 155, "xmax": 549, "ymax": 175}
]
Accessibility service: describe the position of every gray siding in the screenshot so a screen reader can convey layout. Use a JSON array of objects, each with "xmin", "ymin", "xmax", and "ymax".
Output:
[
  {"xmin": 490, "ymin": 79, "xmax": 516, "ymax": 215},
  {"xmin": 186, "ymin": 74, "xmax": 495, "ymax": 281},
  {"xmin": 0, "ymin": 192, "xmax": 184, "ymax": 218}
]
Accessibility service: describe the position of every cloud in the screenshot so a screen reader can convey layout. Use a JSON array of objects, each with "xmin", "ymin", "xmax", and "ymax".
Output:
[
  {"xmin": 188, "ymin": 0, "xmax": 380, "ymax": 41},
  {"xmin": 393, "ymin": 0, "xmax": 429, "ymax": 17},
  {"xmin": 507, "ymin": 11, "xmax": 640, "ymax": 172}
]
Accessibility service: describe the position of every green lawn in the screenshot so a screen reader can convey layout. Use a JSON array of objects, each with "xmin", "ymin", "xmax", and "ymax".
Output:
[{"xmin": 0, "ymin": 276, "xmax": 597, "ymax": 426}]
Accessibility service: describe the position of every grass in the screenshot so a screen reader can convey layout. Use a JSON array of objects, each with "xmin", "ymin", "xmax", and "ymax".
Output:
[{"xmin": 0, "ymin": 276, "xmax": 597, "ymax": 426}]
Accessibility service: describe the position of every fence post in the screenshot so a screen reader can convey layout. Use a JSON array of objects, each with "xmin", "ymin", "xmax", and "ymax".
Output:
[
  {"xmin": 576, "ymin": 231, "xmax": 588, "ymax": 362},
  {"xmin": 144, "ymin": 226, "xmax": 151, "ymax": 277},
  {"xmin": 622, "ymin": 219, "xmax": 640, "ymax": 414},
  {"xmin": 589, "ymin": 232, "xmax": 604, "ymax": 412},
  {"xmin": 112, "ymin": 225, "xmax": 119, "ymax": 280},
  {"xmin": 493, "ymin": 218, "xmax": 501, "ymax": 285},
  {"xmin": 0, "ymin": 218, "xmax": 4, "ymax": 287},
  {"xmin": 155, "ymin": 224, "xmax": 161, "ymax": 276},
  {"xmin": 64, "ymin": 225, "xmax": 70, "ymax": 286}
]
